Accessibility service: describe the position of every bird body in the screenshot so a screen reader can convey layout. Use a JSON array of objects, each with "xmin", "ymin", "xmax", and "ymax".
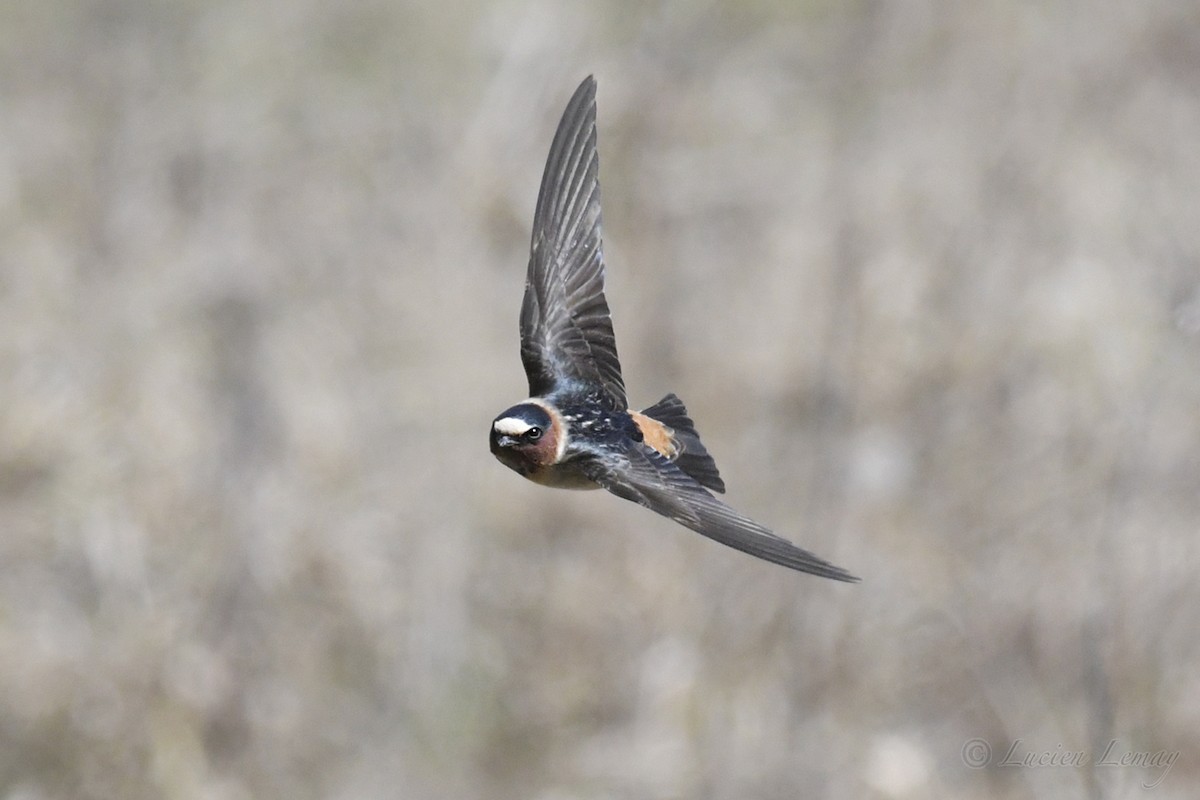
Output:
[
  {"xmin": 490, "ymin": 76, "xmax": 858, "ymax": 582},
  {"xmin": 491, "ymin": 391, "xmax": 703, "ymax": 490}
]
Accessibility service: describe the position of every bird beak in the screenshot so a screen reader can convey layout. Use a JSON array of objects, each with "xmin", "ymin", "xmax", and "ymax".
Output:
[{"xmin": 496, "ymin": 434, "xmax": 518, "ymax": 448}]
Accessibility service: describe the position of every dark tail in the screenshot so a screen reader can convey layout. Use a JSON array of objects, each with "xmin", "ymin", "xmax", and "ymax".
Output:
[{"xmin": 641, "ymin": 393, "xmax": 726, "ymax": 493}]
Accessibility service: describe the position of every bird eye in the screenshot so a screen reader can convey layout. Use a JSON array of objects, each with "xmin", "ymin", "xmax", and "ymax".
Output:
[{"xmin": 525, "ymin": 427, "xmax": 543, "ymax": 441}]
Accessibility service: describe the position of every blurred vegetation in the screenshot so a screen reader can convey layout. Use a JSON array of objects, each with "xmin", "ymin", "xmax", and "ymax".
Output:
[{"xmin": 1, "ymin": 1, "xmax": 1197, "ymax": 798}]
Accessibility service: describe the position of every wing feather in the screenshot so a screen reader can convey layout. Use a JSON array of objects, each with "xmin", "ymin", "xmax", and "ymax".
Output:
[
  {"xmin": 583, "ymin": 444, "xmax": 859, "ymax": 582},
  {"xmin": 520, "ymin": 76, "xmax": 626, "ymax": 408}
]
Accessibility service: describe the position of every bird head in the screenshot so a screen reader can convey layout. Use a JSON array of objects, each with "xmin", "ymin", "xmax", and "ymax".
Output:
[{"xmin": 490, "ymin": 402, "xmax": 559, "ymax": 475}]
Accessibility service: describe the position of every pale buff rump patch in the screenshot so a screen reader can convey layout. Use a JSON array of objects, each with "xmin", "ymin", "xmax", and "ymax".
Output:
[{"xmin": 629, "ymin": 411, "xmax": 678, "ymax": 459}]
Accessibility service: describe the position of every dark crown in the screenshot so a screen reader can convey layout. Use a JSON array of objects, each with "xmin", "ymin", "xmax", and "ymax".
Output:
[{"xmin": 493, "ymin": 403, "xmax": 551, "ymax": 430}]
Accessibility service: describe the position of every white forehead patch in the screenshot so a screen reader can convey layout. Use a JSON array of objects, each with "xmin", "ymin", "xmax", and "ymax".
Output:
[{"xmin": 493, "ymin": 417, "xmax": 535, "ymax": 436}]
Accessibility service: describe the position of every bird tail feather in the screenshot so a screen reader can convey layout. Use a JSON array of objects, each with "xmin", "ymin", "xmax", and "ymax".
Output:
[{"xmin": 641, "ymin": 393, "xmax": 726, "ymax": 493}]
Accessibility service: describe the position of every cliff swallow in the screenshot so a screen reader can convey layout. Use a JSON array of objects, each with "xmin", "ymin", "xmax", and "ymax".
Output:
[{"xmin": 490, "ymin": 76, "xmax": 858, "ymax": 582}]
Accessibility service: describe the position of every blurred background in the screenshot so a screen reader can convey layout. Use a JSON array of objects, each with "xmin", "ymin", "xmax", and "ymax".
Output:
[{"xmin": 1, "ymin": 1, "xmax": 1197, "ymax": 798}]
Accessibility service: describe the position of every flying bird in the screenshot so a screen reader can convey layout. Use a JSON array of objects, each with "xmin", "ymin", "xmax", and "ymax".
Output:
[{"xmin": 490, "ymin": 76, "xmax": 858, "ymax": 582}]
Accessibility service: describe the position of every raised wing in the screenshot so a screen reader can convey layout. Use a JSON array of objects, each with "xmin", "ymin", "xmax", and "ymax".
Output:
[
  {"xmin": 583, "ymin": 443, "xmax": 859, "ymax": 581},
  {"xmin": 520, "ymin": 76, "xmax": 626, "ymax": 408}
]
